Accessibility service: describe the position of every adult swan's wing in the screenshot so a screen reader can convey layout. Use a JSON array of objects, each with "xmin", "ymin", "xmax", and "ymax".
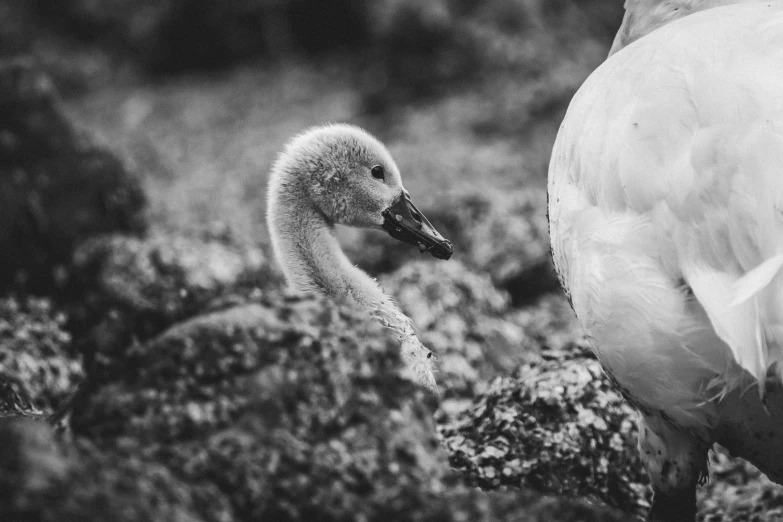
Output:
[{"xmin": 548, "ymin": 3, "xmax": 783, "ymax": 397}]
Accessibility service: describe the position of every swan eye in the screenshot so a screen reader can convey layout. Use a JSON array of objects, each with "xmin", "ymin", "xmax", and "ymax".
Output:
[{"xmin": 371, "ymin": 165, "xmax": 385, "ymax": 181}]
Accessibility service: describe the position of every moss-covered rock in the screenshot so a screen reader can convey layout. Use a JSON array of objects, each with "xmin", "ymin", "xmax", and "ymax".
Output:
[
  {"xmin": 66, "ymin": 232, "xmax": 270, "ymax": 386},
  {"xmin": 0, "ymin": 59, "xmax": 146, "ymax": 294},
  {"xmin": 61, "ymin": 290, "xmax": 627, "ymax": 521},
  {"xmin": 0, "ymin": 417, "xmax": 231, "ymax": 522},
  {"xmin": 426, "ymin": 187, "xmax": 552, "ymax": 295},
  {"xmin": 71, "ymin": 297, "xmax": 450, "ymax": 518},
  {"xmin": 0, "ymin": 297, "xmax": 81, "ymax": 415},
  {"xmin": 3, "ymin": 282, "xmax": 777, "ymax": 521},
  {"xmin": 699, "ymin": 446, "xmax": 783, "ymax": 522},
  {"xmin": 381, "ymin": 260, "xmax": 538, "ymax": 398},
  {"xmin": 0, "ymin": 418, "xmax": 625, "ymax": 522},
  {"xmin": 440, "ymin": 347, "xmax": 650, "ymax": 518},
  {"xmin": 348, "ymin": 186, "xmax": 557, "ymax": 304},
  {"xmin": 71, "ymin": 231, "xmax": 267, "ymax": 321}
]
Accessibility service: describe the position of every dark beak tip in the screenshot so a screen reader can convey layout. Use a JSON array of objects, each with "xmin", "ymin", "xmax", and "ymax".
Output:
[
  {"xmin": 382, "ymin": 195, "xmax": 454, "ymax": 261},
  {"xmin": 434, "ymin": 242, "xmax": 454, "ymax": 260}
]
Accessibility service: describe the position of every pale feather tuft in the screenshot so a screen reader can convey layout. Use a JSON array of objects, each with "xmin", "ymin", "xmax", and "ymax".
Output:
[
  {"xmin": 684, "ymin": 264, "xmax": 768, "ymax": 390},
  {"xmin": 732, "ymin": 255, "xmax": 783, "ymax": 306}
]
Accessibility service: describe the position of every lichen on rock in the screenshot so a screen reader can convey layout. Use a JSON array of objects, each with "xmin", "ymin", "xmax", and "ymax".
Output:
[
  {"xmin": 381, "ymin": 260, "xmax": 535, "ymax": 398},
  {"xmin": 0, "ymin": 297, "xmax": 82, "ymax": 416},
  {"xmin": 440, "ymin": 346, "xmax": 651, "ymax": 518}
]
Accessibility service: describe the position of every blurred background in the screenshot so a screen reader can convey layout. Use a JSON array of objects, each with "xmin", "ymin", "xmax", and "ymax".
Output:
[
  {"xmin": 0, "ymin": 0, "xmax": 622, "ymax": 253},
  {"xmin": 3, "ymin": 2, "xmax": 780, "ymax": 522}
]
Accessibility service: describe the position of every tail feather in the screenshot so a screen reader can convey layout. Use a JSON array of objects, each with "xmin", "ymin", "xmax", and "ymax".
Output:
[
  {"xmin": 684, "ymin": 264, "xmax": 769, "ymax": 390},
  {"xmin": 731, "ymin": 254, "xmax": 783, "ymax": 306}
]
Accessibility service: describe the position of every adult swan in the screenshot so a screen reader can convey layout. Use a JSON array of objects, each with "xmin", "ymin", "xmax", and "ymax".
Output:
[{"xmin": 548, "ymin": 2, "xmax": 783, "ymax": 520}]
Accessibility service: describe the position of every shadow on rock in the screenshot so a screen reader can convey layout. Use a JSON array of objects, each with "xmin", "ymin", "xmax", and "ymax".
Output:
[
  {"xmin": 0, "ymin": 417, "xmax": 231, "ymax": 522},
  {"xmin": 0, "ymin": 59, "xmax": 146, "ymax": 295},
  {"xmin": 63, "ymin": 231, "xmax": 272, "ymax": 397}
]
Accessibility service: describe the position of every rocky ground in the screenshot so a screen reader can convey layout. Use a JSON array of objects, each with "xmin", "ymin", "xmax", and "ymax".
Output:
[{"xmin": 0, "ymin": 1, "xmax": 782, "ymax": 521}]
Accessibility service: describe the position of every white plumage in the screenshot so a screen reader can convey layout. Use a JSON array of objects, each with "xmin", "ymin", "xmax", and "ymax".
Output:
[{"xmin": 548, "ymin": 2, "xmax": 783, "ymax": 518}]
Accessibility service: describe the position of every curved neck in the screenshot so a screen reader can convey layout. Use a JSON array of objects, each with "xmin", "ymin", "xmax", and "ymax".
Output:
[
  {"xmin": 268, "ymin": 177, "xmax": 387, "ymax": 307},
  {"xmin": 267, "ymin": 172, "xmax": 437, "ymax": 388}
]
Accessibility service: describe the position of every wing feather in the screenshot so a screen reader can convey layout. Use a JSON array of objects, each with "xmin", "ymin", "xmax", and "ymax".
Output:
[
  {"xmin": 683, "ymin": 263, "xmax": 768, "ymax": 386},
  {"xmin": 555, "ymin": 3, "xmax": 783, "ymax": 391},
  {"xmin": 732, "ymin": 255, "xmax": 783, "ymax": 306}
]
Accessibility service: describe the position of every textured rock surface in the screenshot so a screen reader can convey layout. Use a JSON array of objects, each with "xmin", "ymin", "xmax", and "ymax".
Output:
[
  {"xmin": 62, "ymin": 294, "xmax": 626, "ymax": 521},
  {"xmin": 699, "ymin": 447, "xmax": 783, "ymax": 522},
  {"xmin": 65, "ymin": 231, "xmax": 270, "ymax": 389},
  {"xmin": 2, "ymin": 281, "xmax": 780, "ymax": 521},
  {"xmin": 0, "ymin": 59, "xmax": 146, "ymax": 293},
  {"xmin": 381, "ymin": 260, "xmax": 536, "ymax": 398},
  {"xmin": 70, "ymin": 232, "xmax": 267, "ymax": 320},
  {"xmin": 0, "ymin": 417, "xmax": 228, "ymax": 522},
  {"xmin": 0, "ymin": 297, "xmax": 81, "ymax": 415},
  {"xmin": 383, "ymin": 263, "xmax": 652, "ymax": 516},
  {"xmin": 440, "ymin": 347, "xmax": 650, "ymax": 518},
  {"xmin": 348, "ymin": 186, "xmax": 558, "ymax": 305}
]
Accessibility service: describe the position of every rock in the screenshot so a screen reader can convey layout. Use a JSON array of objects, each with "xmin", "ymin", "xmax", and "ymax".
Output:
[
  {"xmin": 62, "ymin": 441, "xmax": 228, "ymax": 522},
  {"xmin": 63, "ymin": 290, "xmax": 627, "ymax": 521},
  {"xmin": 0, "ymin": 297, "xmax": 82, "ymax": 415},
  {"xmin": 699, "ymin": 446, "xmax": 783, "ymax": 522},
  {"xmin": 2, "ymin": 287, "xmax": 628, "ymax": 522},
  {"xmin": 0, "ymin": 417, "xmax": 228, "ymax": 522},
  {"xmin": 0, "ymin": 59, "xmax": 146, "ymax": 294},
  {"xmin": 346, "ymin": 186, "xmax": 558, "ymax": 304},
  {"xmin": 381, "ymin": 260, "xmax": 539, "ymax": 399},
  {"xmin": 72, "ymin": 231, "xmax": 268, "ymax": 320},
  {"xmin": 427, "ymin": 186, "xmax": 553, "ymax": 294},
  {"xmin": 0, "ymin": 418, "xmax": 70, "ymax": 518},
  {"xmin": 66, "ymin": 231, "xmax": 270, "ymax": 384},
  {"xmin": 503, "ymin": 292, "xmax": 583, "ymax": 352},
  {"xmin": 379, "ymin": 259, "xmax": 581, "ymax": 402},
  {"xmin": 440, "ymin": 348, "xmax": 650, "ymax": 518},
  {"xmin": 70, "ymin": 296, "xmax": 450, "ymax": 520}
]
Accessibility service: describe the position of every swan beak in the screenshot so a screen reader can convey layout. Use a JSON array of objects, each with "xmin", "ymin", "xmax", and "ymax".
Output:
[{"xmin": 381, "ymin": 191, "xmax": 453, "ymax": 260}]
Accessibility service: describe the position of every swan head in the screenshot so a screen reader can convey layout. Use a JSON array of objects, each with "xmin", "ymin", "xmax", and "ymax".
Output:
[{"xmin": 273, "ymin": 123, "xmax": 453, "ymax": 260}]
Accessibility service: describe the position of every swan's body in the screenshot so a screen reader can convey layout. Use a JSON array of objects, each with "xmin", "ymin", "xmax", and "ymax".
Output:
[
  {"xmin": 548, "ymin": 2, "xmax": 783, "ymax": 519},
  {"xmin": 267, "ymin": 124, "xmax": 453, "ymax": 389}
]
